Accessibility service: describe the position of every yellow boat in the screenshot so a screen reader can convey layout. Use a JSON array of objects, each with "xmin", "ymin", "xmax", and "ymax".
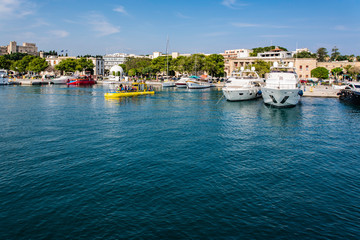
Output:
[{"xmin": 104, "ymin": 91, "xmax": 155, "ymax": 98}]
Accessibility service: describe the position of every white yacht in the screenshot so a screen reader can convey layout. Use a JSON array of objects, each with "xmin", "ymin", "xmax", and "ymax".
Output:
[
  {"xmin": 186, "ymin": 76, "xmax": 211, "ymax": 89},
  {"xmin": 175, "ymin": 76, "xmax": 188, "ymax": 88},
  {"xmin": 51, "ymin": 74, "xmax": 77, "ymax": 84},
  {"xmin": 0, "ymin": 69, "xmax": 9, "ymax": 85},
  {"xmin": 261, "ymin": 62, "xmax": 302, "ymax": 107},
  {"xmin": 162, "ymin": 78, "xmax": 176, "ymax": 87},
  {"xmin": 222, "ymin": 67, "xmax": 264, "ymax": 101}
]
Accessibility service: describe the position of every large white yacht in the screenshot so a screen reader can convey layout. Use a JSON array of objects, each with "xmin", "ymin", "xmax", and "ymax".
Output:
[
  {"xmin": 175, "ymin": 76, "xmax": 189, "ymax": 88},
  {"xmin": 222, "ymin": 67, "xmax": 264, "ymax": 101},
  {"xmin": 261, "ymin": 62, "xmax": 302, "ymax": 107}
]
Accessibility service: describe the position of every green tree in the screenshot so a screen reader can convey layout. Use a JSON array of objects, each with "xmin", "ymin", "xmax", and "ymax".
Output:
[
  {"xmin": 249, "ymin": 46, "xmax": 288, "ymax": 57},
  {"xmin": 331, "ymin": 67, "xmax": 343, "ymax": 79},
  {"xmin": 356, "ymin": 56, "xmax": 360, "ymax": 62},
  {"xmin": 316, "ymin": 48, "xmax": 328, "ymax": 62},
  {"xmin": 293, "ymin": 51, "xmax": 317, "ymax": 58},
  {"xmin": 331, "ymin": 46, "xmax": 340, "ymax": 61},
  {"xmin": 0, "ymin": 56, "xmax": 12, "ymax": 69},
  {"xmin": 75, "ymin": 57, "xmax": 95, "ymax": 74},
  {"xmin": 55, "ymin": 58, "xmax": 78, "ymax": 74},
  {"xmin": 119, "ymin": 64, "xmax": 127, "ymax": 74},
  {"xmin": 249, "ymin": 60, "xmax": 271, "ymax": 78},
  {"xmin": 4, "ymin": 52, "xmax": 28, "ymax": 61},
  {"xmin": 128, "ymin": 68, "xmax": 137, "ymax": 76},
  {"xmin": 11, "ymin": 55, "xmax": 35, "ymax": 73},
  {"xmin": 28, "ymin": 58, "xmax": 48, "ymax": 73},
  {"xmin": 204, "ymin": 54, "xmax": 225, "ymax": 77},
  {"xmin": 311, "ymin": 67, "xmax": 329, "ymax": 79}
]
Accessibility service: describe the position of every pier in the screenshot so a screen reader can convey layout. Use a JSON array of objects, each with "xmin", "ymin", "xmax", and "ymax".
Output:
[{"xmin": 302, "ymin": 85, "xmax": 338, "ymax": 98}]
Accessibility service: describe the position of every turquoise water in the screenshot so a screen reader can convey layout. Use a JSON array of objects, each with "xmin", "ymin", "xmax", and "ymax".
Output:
[{"xmin": 0, "ymin": 85, "xmax": 359, "ymax": 239}]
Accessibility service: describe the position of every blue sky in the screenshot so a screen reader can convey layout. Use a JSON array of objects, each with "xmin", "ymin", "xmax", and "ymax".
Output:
[{"xmin": 1, "ymin": 0, "xmax": 359, "ymax": 56}]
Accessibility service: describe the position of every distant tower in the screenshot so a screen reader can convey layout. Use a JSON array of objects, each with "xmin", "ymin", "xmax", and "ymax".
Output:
[{"xmin": 8, "ymin": 41, "xmax": 17, "ymax": 54}]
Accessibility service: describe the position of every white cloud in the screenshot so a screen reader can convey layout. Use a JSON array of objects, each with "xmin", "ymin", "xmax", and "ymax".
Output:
[
  {"xmin": 176, "ymin": 12, "xmax": 192, "ymax": 19},
  {"xmin": 260, "ymin": 35, "xmax": 292, "ymax": 38},
  {"xmin": 0, "ymin": 0, "xmax": 35, "ymax": 18},
  {"xmin": 232, "ymin": 22, "xmax": 261, "ymax": 27},
  {"xmin": 87, "ymin": 14, "xmax": 120, "ymax": 36},
  {"xmin": 202, "ymin": 32, "xmax": 229, "ymax": 37},
  {"xmin": 334, "ymin": 25, "xmax": 347, "ymax": 31},
  {"xmin": 232, "ymin": 22, "xmax": 290, "ymax": 29},
  {"xmin": 113, "ymin": 6, "xmax": 128, "ymax": 15},
  {"xmin": 50, "ymin": 30, "xmax": 69, "ymax": 38},
  {"xmin": 221, "ymin": 0, "xmax": 248, "ymax": 9}
]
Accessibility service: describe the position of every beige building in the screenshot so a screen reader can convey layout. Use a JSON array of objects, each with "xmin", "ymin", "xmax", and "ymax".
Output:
[
  {"xmin": 0, "ymin": 41, "xmax": 38, "ymax": 56},
  {"xmin": 45, "ymin": 56, "xmax": 104, "ymax": 76}
]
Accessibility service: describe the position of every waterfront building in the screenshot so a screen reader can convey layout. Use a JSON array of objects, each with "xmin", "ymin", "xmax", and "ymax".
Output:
[
  {"xmin": 0, "ymin": 41, "xmax": 38, "ymax": 56},
  {"xmin": 103, "ymin": 53, "xmax": 128, "ymax": 70},
  {"xmin": 257, "ymin": 47, "xmax": 293, "ymax": 59},
  {"xmin": 45, "ymin": 56, "xmax": 104, "ymax": 76}
]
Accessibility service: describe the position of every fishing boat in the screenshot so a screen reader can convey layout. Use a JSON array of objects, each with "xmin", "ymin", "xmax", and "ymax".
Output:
[
  {"xmin": 261, "ymin": 62, "xmax": 302, "ymax": 107},
  {"xmin": 222, "ymin": 67, "xmax": 264, "ymax": 101},
  {"xmin": 67, "ymin": 75, "xmax": 96, "ymax": 86},
  {"xmin": 104, "ymin": 82, "xmax": 155, "ymax": 98}
]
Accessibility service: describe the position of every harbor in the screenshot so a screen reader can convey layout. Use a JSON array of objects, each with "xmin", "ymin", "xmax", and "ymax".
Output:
[{"xmin": 0, "ymin": 84, "xmax": 359, "ymax": 239}]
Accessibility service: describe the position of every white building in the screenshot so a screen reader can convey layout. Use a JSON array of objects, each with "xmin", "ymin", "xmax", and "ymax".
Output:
[
  {"xmin": 257, "ymin": 47, "xmax": 292, "ymax": 59},
  {"xmin": 222, "ymin": 49, "xmax": 253, "ymax": 59},
  {"xmin": 103, "ymin": 53, "xmax": 128, "ymax": 70},
  {"xmin": 45, "ymin": 56, "xmax": 104, "ymax": 76}
]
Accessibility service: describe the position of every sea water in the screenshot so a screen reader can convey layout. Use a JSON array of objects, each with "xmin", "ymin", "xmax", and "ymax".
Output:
[{"xmin": 0, "ymin": 85, "xmax": 359, "ymax": 239}]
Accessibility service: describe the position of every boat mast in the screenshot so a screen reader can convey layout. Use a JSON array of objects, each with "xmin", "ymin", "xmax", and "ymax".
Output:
[{"xmin": 166, "ymin": 36, "xmax": 169, "ymax": 77}]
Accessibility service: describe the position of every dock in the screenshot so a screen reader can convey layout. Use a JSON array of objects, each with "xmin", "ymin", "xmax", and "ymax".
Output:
[{"xmin": 302, "ymin": 85, "xmax": 339, "ymax": 98}]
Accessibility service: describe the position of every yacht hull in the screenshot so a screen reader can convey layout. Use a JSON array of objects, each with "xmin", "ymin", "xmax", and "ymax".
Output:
[
  {"xmin": 261, "ymin": 87, "xmax": 300, "ymax": 107},
  {"xmin": 222, "ymin": 87, "xmax": 261, "ymax": 101},
  {"xmin": 162, "ymin": 81, "xmax": 176, "ymax": 87},
  {"xmin": 186, "ymin": 81, "xmax": 211, "ymax": 89}
]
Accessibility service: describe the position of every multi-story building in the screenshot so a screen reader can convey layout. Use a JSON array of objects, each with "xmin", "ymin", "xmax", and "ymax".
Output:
[
  {"xmin": 103, "ymin": 53, "xmax": 128, "ymax": 70},
  {"xmin": 0, "ymin": 41, "xmax": 38, "ymax": 56},
  {"xmin": 45, "ymin": 56, "xmax": 104, "ymax": 76}
]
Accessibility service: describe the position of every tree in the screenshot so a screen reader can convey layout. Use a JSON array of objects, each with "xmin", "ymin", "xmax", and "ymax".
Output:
[
  {"xmin": 28, "ymin": 58, "xmax": 48, "ymax": 73},
  {"xmin": 293, "ymin": 51, "xmax": 317, "ymax": 58},
  {"xmin": 311, "ymin": 67, "xmax": 329, "ymax": 79},
  {"xmin": 204, "ymin": 54, "xmax": 225, "ymax": 77},
  {"xmin": 0, "ymin": 56, "xmax": 12, "ymax": 69},
  {"xmin": 356, "ymin": 56, "xmax": 360, "ymax": 62},
  {"xmin": 249, "ymin": 60, "xmax": 271, "ymax": 78},
  {"xmin": 316, "ymin": 48, "xmax": 328, "ymax": 62},
  {"xmin": 128, "ymin": 68, "xmax": 137, "ymax": 76},
  {"xmin": 249, "ymin": 46, "xmax": 288, "ymax": 57},
  {"xmin": 76, "ymin": 57, "xmax": 95, "ymax": 73},
  {"xmin": 4, "ymin": 52, "xmax": 28, "ymax": 61},
  {"xmin": 11, "ymin": 55, "xmax": 35, "ymax": 73},
  {"xmin": 331, "ymin": 46, "xmax": 340, "ymax": 61},
  {"xmin": 55, "ymin": 58, "xmax": 78, "ymax": 74},
  {"xmin": 331, "ymin": 67, "xmax": 343, "ymax": 79}
]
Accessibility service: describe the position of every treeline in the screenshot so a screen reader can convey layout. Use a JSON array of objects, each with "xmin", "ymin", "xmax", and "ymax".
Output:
[
  {"xmin": 293, "ymin": 46, "xmax": 360, "ymax": 62},
  {"xmin": 54, "ymin": 58, "xmax": 95, "ymax": 74},
  {"xmin": 119, "ymin": 54, "xmax": 225, "ymax": 77},
  {"xmin": 0, "ymin": 53, "xmax": 48, "ymax": 74}
]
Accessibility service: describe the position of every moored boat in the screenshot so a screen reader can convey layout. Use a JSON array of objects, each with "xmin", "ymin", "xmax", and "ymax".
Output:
[
  {"xmin": 52, "ymin": 75, "xmax": 77, "ymax": 84},
  {"xmin": 104, "ymin": 82, "xmax": 155, "ymax": 98},
  {"xmin": 337, "ymin": 82, "xmax": 360, "ymax": 105},
  {"xmin": 261, "ymin": 62, "xmax": 302, "ymax": 107},
  {"xmin": 222, "ymin": 67, "xmax": 264, "ymax": 101},
  {"xmin": 67, "ymin": 75, "xmax": 96, "ymax": 85},
  {"xmin": 186, "ymin": 76, "xmax": 211, "ymax": 89}
]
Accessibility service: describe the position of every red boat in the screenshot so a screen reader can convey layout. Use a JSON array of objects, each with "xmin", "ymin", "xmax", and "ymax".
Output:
[{"xmin": 67, "ymin": 75, "xmax": 96, "ymax": 85}]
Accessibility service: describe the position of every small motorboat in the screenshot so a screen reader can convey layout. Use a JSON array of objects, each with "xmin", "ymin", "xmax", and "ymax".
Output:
[{"xmin": 67, "ymin": 75, "xmax": 96, "ymax": 85}]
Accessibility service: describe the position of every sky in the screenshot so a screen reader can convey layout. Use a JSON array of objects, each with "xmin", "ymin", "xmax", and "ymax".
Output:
[{"xmin": 1, "ymin": 0, "xmax": 360, "ymax": 56}]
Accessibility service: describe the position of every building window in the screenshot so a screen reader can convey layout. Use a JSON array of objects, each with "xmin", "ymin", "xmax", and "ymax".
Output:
[
  {"xmin": 300, "ymin": 75, "xmax": 302, "ymax": 78},
  {"xmin": 299, "ymin": 65, "xmax": 302, "ymax": 70},
  {"xmin": 306, "ymin": 65, "xmax": 309, "ymax": 71},
  {"xmin": 306, "ymin": 75, "xmax": 309, "ymax": 78}
]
